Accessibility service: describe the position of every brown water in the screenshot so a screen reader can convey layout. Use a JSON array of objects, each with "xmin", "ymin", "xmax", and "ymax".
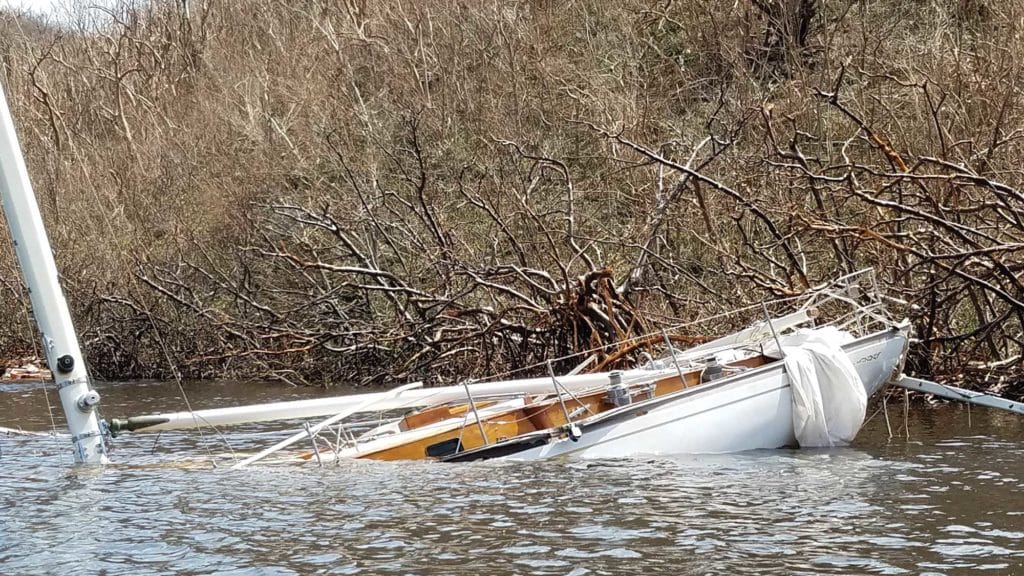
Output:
[{"xmin": 1, "ymin": 380, "xmax": 1022, "ymax": 575}]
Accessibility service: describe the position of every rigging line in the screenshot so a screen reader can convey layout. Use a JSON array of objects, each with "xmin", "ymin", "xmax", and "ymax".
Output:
[
  {"xmin": 60, "ymin": 133, "xmax": 239, "ymax": 465},
  {"xmin": 861, "ymin": 398, "xmax": 885, "ymax": 426},
  {"xmin": 426, "ymin": 269, "xmax": 875, "ymax": 391},
  {"xmin": 460, "ymin": 379, "xmax": 489, "ymax": 447},
  {"xmin": 903, "ymin": 387, "xmax": 911, "ymax": 439},
  {"xmin": 150, "ymin": 431, "xmax": 163, "ymax": 455},
  {"xmin": 546, "ymin": 361, "xmax": 596, "ymax": 417},
  {"xmin": 141, "ymin": 305, "xmax": 237, "ymax": 467},
  {"xmin": 472, "ymin": 293, "xmax": 813, "ymax": 384},
  {"xmin": 883, "ymin": 392, "xmax": 893, "ymax": 439},
  {"xmin": 547, "ymin": 362, "xmax": 575, "ymax": 427},
  {"xmin": 455, "ymin": 403, "xmax": 472, "ymax": 454},
  {"xmin": 40, "ymin": 378, "xmax": 63, "ymax": 464},
  {"xmin": 7, "ymin": 227, "xmax": 65, "ymax": 463}
]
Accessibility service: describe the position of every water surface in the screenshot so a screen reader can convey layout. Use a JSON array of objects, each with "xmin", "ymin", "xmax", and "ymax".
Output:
[{"xmin": 1, "ymin": 380, "xmax": 1022, "ymax": 575}]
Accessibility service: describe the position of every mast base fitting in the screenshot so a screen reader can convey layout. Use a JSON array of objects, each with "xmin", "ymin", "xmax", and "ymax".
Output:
[
  {"xmin": 56, "ymin": 354, "xmax": 75, "ymax": 373},
  {"xmin": 76, "ymin": 390, "xmax": 101, "ymax": 412}
]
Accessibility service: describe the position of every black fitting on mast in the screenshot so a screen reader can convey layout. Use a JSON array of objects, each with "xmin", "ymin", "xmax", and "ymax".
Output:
[{"xmin": 56, "ymin": 354, "xmax": 74, "ymax": 373}]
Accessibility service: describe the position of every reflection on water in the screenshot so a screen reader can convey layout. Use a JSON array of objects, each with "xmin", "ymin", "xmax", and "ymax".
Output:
[{"xmin": 1, "ymin": 380, "xmax": 1022, "ymax": 575}]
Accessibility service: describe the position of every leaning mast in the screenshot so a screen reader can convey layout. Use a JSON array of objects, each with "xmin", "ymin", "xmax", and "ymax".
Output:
[{"xmin": 0, "ymin": 80, "xmax": 106, "ymax": 464}]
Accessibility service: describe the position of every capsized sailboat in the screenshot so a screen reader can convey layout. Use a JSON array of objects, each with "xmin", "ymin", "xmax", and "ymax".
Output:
[
  {"xmin": 0, "ymin": 74, "xmax": 914, "ymax": 468},
  {"xmin": 446, "ymin": 323, "xmax": 909, "ymax": 462},
  {"xmin": 324, "ymin": 272, "xmax": 909, "ymax": 464},
  {"xmin": 107, "ymin": 270, "xmax": 911, "ymax": 466}
]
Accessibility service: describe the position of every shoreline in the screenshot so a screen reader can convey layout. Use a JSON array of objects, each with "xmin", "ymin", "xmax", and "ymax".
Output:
[{"xmin": 0, "ymin": 357, "xmax": 51, "ymax": 382}]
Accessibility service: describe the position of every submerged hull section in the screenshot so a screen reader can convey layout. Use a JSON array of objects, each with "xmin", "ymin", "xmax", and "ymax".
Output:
[{"xmin": 496, "ymin": 326, "xmax": 909, "ymax": 460}]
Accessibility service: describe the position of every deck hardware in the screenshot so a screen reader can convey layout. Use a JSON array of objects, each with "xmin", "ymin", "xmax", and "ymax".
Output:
[
  {"xmin": 76, "ymin": 390, "xmax": 101, "ymax": 412},
  {"xmin": 762, "ymin": 302, "xmax": 786, "ymax": 359},
  {"xmin": 460, "ymin": 379, "xmax": 489, "ymax": 447},
  {"xmin": 304, "ymin": 422, "xmax": 323, "ymax": 467},
  {"xmin": 56, "ymin": 355, "xmax": 74, "ymax": 373}
]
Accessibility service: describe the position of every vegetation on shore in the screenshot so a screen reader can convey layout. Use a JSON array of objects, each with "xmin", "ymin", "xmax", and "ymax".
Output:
[{"xmin": 0, "ymin": 1, "xmax": 1021, "ymax": 397}]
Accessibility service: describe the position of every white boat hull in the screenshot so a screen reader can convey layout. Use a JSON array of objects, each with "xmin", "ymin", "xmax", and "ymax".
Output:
[{"xmin": 502, "ymin": 326, "xmax": 909, "ymax": 460}]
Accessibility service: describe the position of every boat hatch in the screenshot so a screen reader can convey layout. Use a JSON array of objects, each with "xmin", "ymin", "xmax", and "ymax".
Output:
[{"xmin": 425, "ymin": 437, "xmax": 463, "ymax": 458}]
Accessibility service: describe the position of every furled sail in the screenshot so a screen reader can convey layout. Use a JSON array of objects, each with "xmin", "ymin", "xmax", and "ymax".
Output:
[{"xmin": 780, "ymin": 327, "xmax": 867, "ymax": 447}]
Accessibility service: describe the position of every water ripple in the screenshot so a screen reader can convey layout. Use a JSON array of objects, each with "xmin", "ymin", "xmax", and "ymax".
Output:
[{"xmin": 1, "ymin": 384, "xmax": 1023, "ymax": 574}]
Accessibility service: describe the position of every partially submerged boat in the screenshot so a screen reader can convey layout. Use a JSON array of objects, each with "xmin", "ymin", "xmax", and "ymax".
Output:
[
  {"xmin": 325, "ymin": 275, "xmax": 908, "ymax": 464},
  {"xmin": 1, "ymin": 76, "xmax": 917, "ymax": 468},
  {"xmin": 103, "ymin": 270, "xmax": 910, "ymax": 467},
  {"xmin": 449, "ymin": 323, "xmax": 908, "ymax": 461}
]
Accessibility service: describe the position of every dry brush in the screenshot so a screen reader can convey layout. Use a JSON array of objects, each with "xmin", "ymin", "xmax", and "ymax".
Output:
[{"xmin": 0, "ymin": 0, "xmax": 1020, "ymax": 396}]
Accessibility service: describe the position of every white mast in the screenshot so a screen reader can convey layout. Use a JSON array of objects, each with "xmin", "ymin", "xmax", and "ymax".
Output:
[{"xmin": 0, "ymin": 80, "xmax": 106, "ymax": 464}]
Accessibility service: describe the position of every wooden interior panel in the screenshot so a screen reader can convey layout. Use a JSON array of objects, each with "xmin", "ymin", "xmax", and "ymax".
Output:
[
  {"xmin": 726, "ymin": 354, "xmax": 769, "ymax": 370},
  {"xmin": 401, "ymin": 400, "xmax": 495, "ymax": 431},
  {"xmin": 523, "ymin": 391, "xmax": 606, "ymax": 430},
  {"xmin": 360, "ymin": 409, "xmax": 537, "ymax": 461},
  {"xmin": 351, "ymin": 361, "xmax": 740, "ymax": 462}
]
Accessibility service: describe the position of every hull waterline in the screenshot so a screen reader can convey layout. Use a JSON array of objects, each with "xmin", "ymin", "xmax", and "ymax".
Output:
[{"xmin": 492, "ymin": 325, "xmax": 909, "ymax": 460}]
